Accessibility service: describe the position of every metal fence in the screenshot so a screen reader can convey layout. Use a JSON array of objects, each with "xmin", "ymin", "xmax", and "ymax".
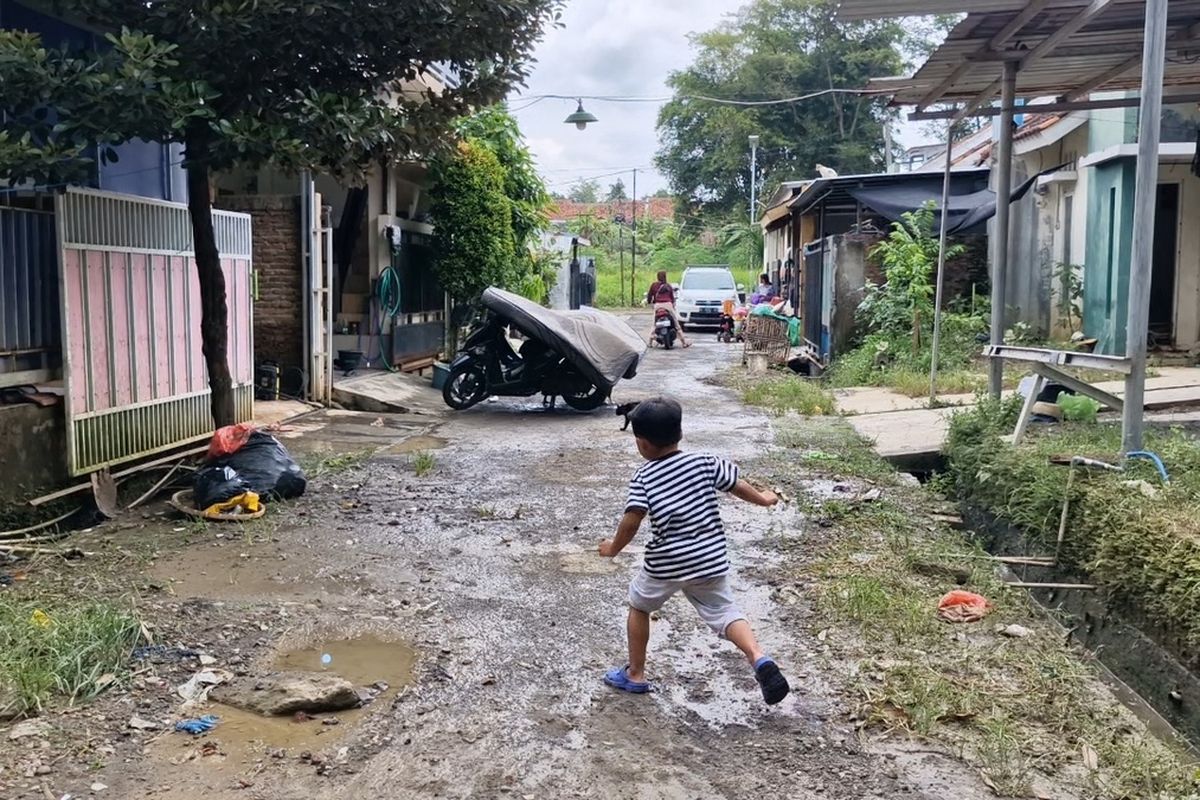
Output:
[
  {"xmin": 57, "ymin": 188, "xmax": 254, "ymax": 475},
  {"xmin": 0, "ymin": 206, "xmax": 59, "ymax": 384}
]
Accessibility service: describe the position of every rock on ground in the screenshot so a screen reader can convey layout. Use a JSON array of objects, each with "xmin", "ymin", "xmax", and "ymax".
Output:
[{"xmin": 212, "ymin": 672, "xmax": 360, "ymax": 716}]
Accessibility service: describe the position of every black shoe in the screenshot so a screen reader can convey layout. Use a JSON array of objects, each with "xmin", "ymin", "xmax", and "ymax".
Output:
[{"xmin": 755, "ymin": 659, "xmax": 790, "ymax": 705}]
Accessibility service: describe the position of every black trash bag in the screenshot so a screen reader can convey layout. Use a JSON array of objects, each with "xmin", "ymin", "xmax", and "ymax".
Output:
[
  {"xmin": 192, "ymin": 465, "xmax": 252, "ymax": 510},
  {"xmin": 213, "ymin": 431, "xmax": 307, "ymax": 500}
]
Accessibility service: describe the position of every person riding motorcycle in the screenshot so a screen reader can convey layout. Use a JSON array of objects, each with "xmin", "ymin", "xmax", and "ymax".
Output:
[{"xmin": 645, "ymin": 270, "xmax": 690, "ymax": 348}]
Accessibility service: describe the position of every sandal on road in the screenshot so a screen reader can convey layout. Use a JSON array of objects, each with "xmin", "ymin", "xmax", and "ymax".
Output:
[{"xmin": 604, "ymin": 666, "xmax": 652, "ymax": 694}]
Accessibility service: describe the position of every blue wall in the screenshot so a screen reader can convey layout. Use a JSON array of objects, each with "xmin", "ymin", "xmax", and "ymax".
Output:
[{"xmin": 2, "ymin": 0, "xmax": 186, "ymax": 201}]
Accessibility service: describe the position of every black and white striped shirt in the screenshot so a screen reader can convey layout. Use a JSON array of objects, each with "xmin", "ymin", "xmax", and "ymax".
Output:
[{"xmin": 626, "ymin": 452, "xmax": 739, "ymax": 581}]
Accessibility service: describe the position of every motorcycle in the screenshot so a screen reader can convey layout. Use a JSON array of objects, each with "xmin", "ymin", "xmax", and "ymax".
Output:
[
  {"xmin": 442, "ymin": 312, "xmax": 609, "ymax": 412},
  {"xmin": 653, "ymin": 308, "xmax": 678, "ymax": 349}
]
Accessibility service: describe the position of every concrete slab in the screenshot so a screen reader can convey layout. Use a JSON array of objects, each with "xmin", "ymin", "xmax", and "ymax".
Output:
[
  {"xmin": 843, "ymin": 365, "xmax": 1200, "ymax": 462},
  {"xmin": 332, "ymin": 369, "xmax": 446, "ymax": 416},
  {"xmin": 254, "ymin": 399, "xmax": 315, "ymax": 426},
  {"xmin": 847, "ymin": 407, "xmax": 958, "ymax": 461}
]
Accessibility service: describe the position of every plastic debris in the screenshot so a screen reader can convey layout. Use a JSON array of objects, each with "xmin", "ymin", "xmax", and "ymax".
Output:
[
  {"xmin": 174, "ymin": 715, "xmax": 220, "ymax": 735},
  {"xmin": 208, "ymin": 422, "xmax": 257, "ymax": 460},
  {"xmin": 936, "ymin": 590, "xmax": 992, "ymax": 623},
  {"xmin": 176, "ymin": 668, "xmax": 233, "ymax": 707},
  {"xmin": 29, "ymin": 609, "xmax": 51, "ymax": 628},
  {"xmin": 321, "ymin": 653, "xmax": 333, "ymax": 669}
]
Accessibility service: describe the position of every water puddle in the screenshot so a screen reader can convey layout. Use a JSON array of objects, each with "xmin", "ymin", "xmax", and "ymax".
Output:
[
  {"xmin": 385, "ymin": 434, "xmax": 448, "ymax": 454},
  {"xmin": 148, "ymin": 635, "xmax": 415, "ymax": 792},
  {"xmin": 149, "ymin": 549, "xmax": 349, "ymax": 600}
]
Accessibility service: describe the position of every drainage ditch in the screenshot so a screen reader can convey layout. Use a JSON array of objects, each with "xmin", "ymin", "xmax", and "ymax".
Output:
[{"xmin": 884, "ymin": 452, "xmax": 1199, "ymax": 752}]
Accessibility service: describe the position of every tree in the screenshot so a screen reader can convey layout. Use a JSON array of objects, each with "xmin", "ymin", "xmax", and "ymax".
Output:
[
  {"xmin": 567, "ymin": 179, "xmax": 600, "ymax": 204},
  {"xmin": 606, "ymin": 179, "xmax": 628, "ymax": 201},
  {"xmin": 655, "ymin": 0, "xmax": 907, "ymax": 217},
  {"xmin": 429, "ymin": 141, "xmax": 517, "ymax": 302},
  {"xmin": 0, "ymin": 1, "xmax": 561, "ymax": 426}
]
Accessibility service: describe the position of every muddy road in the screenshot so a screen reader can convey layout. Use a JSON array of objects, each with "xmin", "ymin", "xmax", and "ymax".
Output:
[{"xmin": 47, "ymin": 331, "xmax": 996, "ymax": 800}]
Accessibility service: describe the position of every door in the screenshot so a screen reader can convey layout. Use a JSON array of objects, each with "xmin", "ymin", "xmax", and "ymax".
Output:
[
  {"xmin": 1149, "ymin": 183, "xmax": 1179, "ymax": 344},
  {"xmin": 803, "ymin": 241, "xmax": 823, "ymax": 347}
]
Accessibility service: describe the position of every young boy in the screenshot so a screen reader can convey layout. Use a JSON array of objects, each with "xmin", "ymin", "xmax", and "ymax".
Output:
[{"xmin": 598, "ymin": 397, "xmax": 790, "ymax": 705}]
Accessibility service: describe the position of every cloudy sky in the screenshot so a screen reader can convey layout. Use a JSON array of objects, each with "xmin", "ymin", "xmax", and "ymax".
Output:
[{"xmin": 507, "ymin": 0, "xmax": 931, "ymax": 199}]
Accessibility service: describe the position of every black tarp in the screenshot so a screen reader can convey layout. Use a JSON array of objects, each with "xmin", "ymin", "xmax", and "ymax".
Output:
[
  {"xmin": 480, "ymin": 288, "xmax": 645, "ymax": 392},
  {"xmin": 845, "ymin": 170, "xmax": 1047, "ymax": 234}
]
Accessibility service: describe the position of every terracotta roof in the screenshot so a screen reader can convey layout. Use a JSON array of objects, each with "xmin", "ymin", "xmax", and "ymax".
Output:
[{"xmin": 549, "ymin": 197, "xmax": 675, "ymax": 223}]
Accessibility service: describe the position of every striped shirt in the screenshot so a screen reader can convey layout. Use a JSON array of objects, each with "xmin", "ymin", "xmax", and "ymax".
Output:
[{"xmin": 626, "ymin": 452, "xmax": 739, "ymax": 581}]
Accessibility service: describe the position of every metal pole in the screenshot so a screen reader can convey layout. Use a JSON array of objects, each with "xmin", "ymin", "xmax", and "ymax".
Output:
[
  {"xmin": 749, "ymin": 136, "xmax": 759, "ymax": 222},
  {"xmin": 1123, "ymin": 0, "xmax": 1169, "ymax": 453},
  {"xmin": 929, "ymin": 123, "xmax": 956, "ymax": 404},
  {"xmin": 631, "ymin": 168, "xmax": 637, "ymax": 307},
  {"xmin": 988, "ymin": 60, "xmax": 1017, "ymax": 397}
]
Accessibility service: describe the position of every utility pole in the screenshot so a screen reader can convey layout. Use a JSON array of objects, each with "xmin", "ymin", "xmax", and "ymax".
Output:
[
  {"xmin": 748, "ymin": 135, "xmax": 760, "ymax": 222},
  {"xmin": 988, "ymin": 60, "xmax": 1017, "ymax": 398},
  {"xmin": 618, "ymin": 220, "xmax": 625, "ymax": 306},
  {"xmin": 630, "ymin": 168, "xmax": 638, "ymax": 307}
]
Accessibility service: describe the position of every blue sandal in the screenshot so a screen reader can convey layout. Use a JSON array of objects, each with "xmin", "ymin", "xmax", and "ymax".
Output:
[{"xmin": 604, "ymin": 665, "xmax": 652, "ymax": 694}]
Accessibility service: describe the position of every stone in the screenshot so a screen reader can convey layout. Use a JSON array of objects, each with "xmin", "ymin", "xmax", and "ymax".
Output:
[
  {"xmin": 8, "ymin": 719, "xmax": 52, "ymax": 740},
  {"xmin": 1001, "ymin": 623, "xmax": 1032, "ymax": 638},
  {"xmin": 128, "ymin": 716, "xmax": 160, "ymax": 731},
  {"xmin": 198, "ymin": 654, "xmax": 217, "ymax": 667},
  {"xmin": 212, "ymin": 672, "xmax": 361, "ymax": 716}
]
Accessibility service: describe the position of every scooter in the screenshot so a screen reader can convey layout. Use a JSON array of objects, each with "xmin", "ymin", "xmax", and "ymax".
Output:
[
  {"xmin": 442, "ymin": 312, "xmax": 608, "ymax": 412},
  {"xmin": 653, "ymin": 308, "xmax": 677, "ymax": 349}
]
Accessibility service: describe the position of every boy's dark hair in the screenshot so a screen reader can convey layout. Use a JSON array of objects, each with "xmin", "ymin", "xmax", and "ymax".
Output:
[{"xmin": 630, "ymin": 396, "xmax": 682, "ymax": 446}]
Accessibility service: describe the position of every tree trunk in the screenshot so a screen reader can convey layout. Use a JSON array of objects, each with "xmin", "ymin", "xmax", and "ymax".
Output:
[{"xmin": 185, "ymin": 156, "xmax": 236, "ymax": 428}]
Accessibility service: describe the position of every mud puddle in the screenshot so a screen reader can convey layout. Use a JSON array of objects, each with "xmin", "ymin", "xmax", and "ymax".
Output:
[
  {"xmin": 383, "ymin": 434, "xmax": 448, "ymax": 454},
  {"xmin": 149, "ymin": 546, "xmax": 351, "ymax": 600},
  {"xmin": 147, "ymin": 635, "xmax": 415, "ymax": 795}
]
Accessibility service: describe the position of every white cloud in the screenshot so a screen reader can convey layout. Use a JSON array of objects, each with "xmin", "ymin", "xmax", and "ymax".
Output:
[{"xmin": 510, "ymin": 0, "xmax": 936, "ymax": 198}]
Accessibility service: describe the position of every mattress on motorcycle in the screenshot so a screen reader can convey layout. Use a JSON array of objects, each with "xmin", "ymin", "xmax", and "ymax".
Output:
[{"xmin": 481, "ymin": 288, "xmax": 645, "ymax": 392}]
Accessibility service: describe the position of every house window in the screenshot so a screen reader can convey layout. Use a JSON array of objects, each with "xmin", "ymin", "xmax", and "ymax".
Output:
[{"xmin": 1062, "ymin": 193, "xmax": 1073, "ymax": 266}]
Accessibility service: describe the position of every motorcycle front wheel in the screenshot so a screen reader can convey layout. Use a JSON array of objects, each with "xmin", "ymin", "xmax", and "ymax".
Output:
[
  {"xmin": 442, "ymin": 362, "xmax": 488, "ymax": 410},
  {"xmin": 562, "ymin": 383, "xmax": 607, "ymax": 412}
]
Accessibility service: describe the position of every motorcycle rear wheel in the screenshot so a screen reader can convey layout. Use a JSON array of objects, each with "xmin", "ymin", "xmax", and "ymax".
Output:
[
  {"xmin": 562, "ymin": 384, "xmax": 607, "ymax": 412},
  {"xmin": 442, "ymin": 362, "xmax": 488, "ymax": 410}
]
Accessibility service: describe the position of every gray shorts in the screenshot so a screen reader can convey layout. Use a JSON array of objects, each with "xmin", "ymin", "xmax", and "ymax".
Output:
[{"xmin": 627, "ymin": 570, "xmax": 745, "ymax": 637}]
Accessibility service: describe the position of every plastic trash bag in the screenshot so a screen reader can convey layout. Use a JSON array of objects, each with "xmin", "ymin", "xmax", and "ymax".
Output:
[
  {"xmin": 207, "ymin": 422, "xmax": 257, "ymax": 459},
  {"xmin": 192, "ymin": 465, "xmax": 251, "ymax": 510},
  {"xmin": 1057, "ymin": 392, "xmax": 1101, "ymax": 423},
  {"xmin": 214, "ymin": 431, "xmax": 306, "ymax": 500},
  {"xmin": 936, "ymin": 590, "xmax": 992, "ymax": 623}
]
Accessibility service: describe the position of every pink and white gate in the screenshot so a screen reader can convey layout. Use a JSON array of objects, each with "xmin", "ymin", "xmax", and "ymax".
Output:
[{"xmin": 57, "ymin": 188, "xmax": 255, "ymax": 475}]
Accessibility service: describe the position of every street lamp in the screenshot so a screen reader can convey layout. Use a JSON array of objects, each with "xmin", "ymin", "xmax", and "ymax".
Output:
[
  {"xmin": 564, "ymin": 99, "xmax": 598, "ymax": 131},
  {"xmin": 748, "ymin": 135, "xmax": 760, "ymax": 222}
]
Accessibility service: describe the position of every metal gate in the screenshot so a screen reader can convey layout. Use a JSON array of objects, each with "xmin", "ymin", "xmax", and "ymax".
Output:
[
  {"xmin": 803, "ymin": 241, "xmax": 824, "ymax": 352},
  {"xmin": 0, "ymin": 206, "xmax": 59, "ymax": 386},
  {"xmin": 57, "ymin": 188, "xmax": 254, "ymax": 475}
]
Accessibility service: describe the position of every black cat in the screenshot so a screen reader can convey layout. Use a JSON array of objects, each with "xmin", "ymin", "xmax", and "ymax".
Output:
[{"xmin": 615, "ymin": 401, "xmax": 640, "ymax": 431}]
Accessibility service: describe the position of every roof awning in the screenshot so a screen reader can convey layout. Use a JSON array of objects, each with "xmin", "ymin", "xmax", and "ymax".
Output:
[{"xmin": 838, "ymin": 0, "xmax": 1200, "ymax": 119}]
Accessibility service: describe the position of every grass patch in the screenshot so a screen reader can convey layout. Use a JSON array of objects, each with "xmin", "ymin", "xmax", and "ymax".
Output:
[
  {"xmin": 411, "ymin": 451, "xmax": 436, "ymax": 477},
  {"xmin": 774, "ymin": 415, "xmax": 1198, "ymax": 797},
  {"xmin": 0, "ymin": 595, "xmax": 142, "ymax": 718},
  {"xmin": 298, "ymin": 448, "xmax": 374, "ymax": 479},
  {"xmin": 771, "ymin": 416, "xmax": 896, "ymax": 484},
  {"xmin": 943, "ymin": 396, "xmax": 1200, "ymax": 651},
  {"xmin": 717, "ymin": 368, "xmax": 836, "ymax": 416}
]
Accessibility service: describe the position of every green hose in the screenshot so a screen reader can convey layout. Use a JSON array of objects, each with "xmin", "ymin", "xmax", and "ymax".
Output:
[{"xmin": 372, "ymin": 266, "xmax": 402, "ymax": 371}]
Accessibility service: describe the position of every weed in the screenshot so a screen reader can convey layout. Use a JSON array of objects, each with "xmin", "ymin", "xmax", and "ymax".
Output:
[
  {"xmin": 412, "ymin": 451, "xmax": 436, "ymax": 477},
  {"xmin": 0, "ymin": 596, "xmax": 142, "ymax": 717},
  {"xmin": 299, "ymin": 448, "xmax": 374, "ymax": 479},
  {"xmin": 185, "ymin": 517, "xmax": 209, "ymax": 537},
  {"xmin": 976, "ymin": 714, "xmax": 1033, "ymax": 797},
  {"xmin": 722, "ymin": 369, "xmax": 835, "ymax": 416}
]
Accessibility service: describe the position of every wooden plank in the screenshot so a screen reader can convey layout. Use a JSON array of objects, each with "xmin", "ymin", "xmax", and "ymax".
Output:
[{"xmin": 1007, "ymin": 581, "xmax": 1098, "ymax": 590}]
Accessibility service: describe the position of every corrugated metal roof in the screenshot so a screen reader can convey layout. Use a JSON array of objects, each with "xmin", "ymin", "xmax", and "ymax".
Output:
[{"xmin": 840, "ymin": 0, "xmax": 1200, "ymax": 111}]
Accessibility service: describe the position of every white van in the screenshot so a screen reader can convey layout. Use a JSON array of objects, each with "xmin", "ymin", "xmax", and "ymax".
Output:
[{"xmin": 675, "ymin": 265, "xmax": 743, "ymax": 329}]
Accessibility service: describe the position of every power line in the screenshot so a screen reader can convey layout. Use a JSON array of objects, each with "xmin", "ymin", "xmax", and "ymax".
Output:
[{"xmin": 510, "ymin": 88, "xmax": 890, "ymax": 110}]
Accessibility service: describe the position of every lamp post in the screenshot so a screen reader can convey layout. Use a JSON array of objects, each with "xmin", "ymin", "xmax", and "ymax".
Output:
[{"xmin": 748, "ymin": 135, "xmax": 760, "ymax": 222}]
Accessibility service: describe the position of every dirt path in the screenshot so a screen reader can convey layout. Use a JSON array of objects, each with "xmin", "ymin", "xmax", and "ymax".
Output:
[{"xmin": 11, "ymin": 333, "xmax": 1004, "ymax": 800}]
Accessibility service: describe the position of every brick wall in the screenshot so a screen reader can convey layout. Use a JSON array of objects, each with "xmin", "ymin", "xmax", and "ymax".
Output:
[{"xmin": 217, "ymin": 195, "xmax": 303, "ymax": 370}]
